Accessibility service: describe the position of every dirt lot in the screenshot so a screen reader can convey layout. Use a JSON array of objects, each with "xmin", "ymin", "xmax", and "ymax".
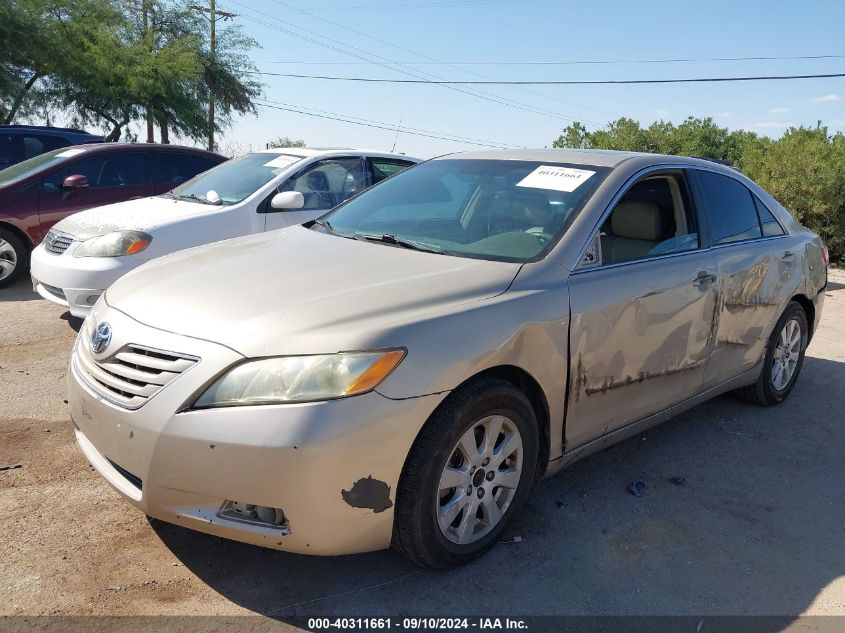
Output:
[{"xmin": 1, "ymin": 270, "xmax": 844, "ymax": 623}]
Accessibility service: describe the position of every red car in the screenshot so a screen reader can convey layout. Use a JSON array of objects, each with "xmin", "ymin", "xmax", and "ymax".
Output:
[{"xmin": 0, "ymin": 143, "xmax": 225, "ymax": 288}]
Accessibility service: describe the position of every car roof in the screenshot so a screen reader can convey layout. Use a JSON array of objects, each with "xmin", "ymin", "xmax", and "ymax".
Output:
[
  {"xmin": 1, "ymin": 124, "xmax": 101, "ymax": 137},
  {"xmin": 255, "ymin": 147, "xmax": 421, "ymax": 162},
  {"xmin": 59, "ymin": 143, "xmax": 225, "ymax": 159},
  {"xmin": 438, "ymin": 148, "xmax": 734, "ymax": 171}
]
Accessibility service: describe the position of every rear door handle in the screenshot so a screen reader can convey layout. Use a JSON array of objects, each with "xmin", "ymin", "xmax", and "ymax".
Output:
[
  {"xmin": 692, "ymin": 272, "xmax": 717, "ymax": 286},
  {"xmin": 782, "ymin": 251, "xmax": 797, "ymax": 261}
]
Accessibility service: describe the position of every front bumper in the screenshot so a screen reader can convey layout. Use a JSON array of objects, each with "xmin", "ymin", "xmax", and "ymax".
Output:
[
  {"xmin": 30, "ymin": 243, "xmax": 139, "ymax": 317},
  {"xmin": 68, "ymin": 303, "xmax": 447, "ymax": 555}
]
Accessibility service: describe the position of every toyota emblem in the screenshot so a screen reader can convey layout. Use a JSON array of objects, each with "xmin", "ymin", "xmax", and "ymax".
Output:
[{"xmin": 90, "ymin": 322, "xmax": 112, "ymax": 355}]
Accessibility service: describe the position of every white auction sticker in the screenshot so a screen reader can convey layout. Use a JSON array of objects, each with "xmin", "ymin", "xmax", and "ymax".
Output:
[
  {"xmin": 263, "ymin": 154, "xmax": 300, "ymax": 168},
  {"xmin": 516, "ymin": 165, "xmax": 595, "ymax": 193},
  {"xmin": 55, "ymin": 148, "xmax": 88, "ymax": 158}
]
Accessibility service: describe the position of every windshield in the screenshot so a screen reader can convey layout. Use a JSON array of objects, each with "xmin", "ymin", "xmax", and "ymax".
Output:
[
  {"xmin": 170, "ymin": 151, "xmax": 304, "ymax": 205},
  {"xmin": 321, "ymin": 159, "xmax": 609, "ymax": 262},
  {"xmin": 0, "ymin": 147, "xmax": 89, "ymax": 188}
]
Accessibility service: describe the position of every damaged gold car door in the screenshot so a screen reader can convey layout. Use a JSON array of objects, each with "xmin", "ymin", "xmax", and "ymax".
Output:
[{"xmin": 564, "ymin": 171, "xmax": 719, "ymax": 450}]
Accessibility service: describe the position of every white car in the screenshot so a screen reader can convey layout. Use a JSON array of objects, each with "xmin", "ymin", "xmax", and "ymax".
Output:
[{"xmin": 31, "ymin": 148, "xmax": 419, "ymax": 317}]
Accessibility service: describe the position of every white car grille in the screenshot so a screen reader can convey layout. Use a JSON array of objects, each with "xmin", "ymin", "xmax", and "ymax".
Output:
[
  {"xmin": 74, "ymin": 342, "xmax": 199, "ymax": 409},
  {"xmin": 44, "ymin": 230, "xmax": 75, "ymax": 255}
]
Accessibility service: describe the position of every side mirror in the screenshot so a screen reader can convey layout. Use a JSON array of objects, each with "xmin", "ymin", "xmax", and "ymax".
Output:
[
  {"xmin": 270, "ymin": 191, "xmax": 305, "ymax": 210},
  {"xmin": 62, "ymin": 174, "xmax": 89, "ymax": 190}
]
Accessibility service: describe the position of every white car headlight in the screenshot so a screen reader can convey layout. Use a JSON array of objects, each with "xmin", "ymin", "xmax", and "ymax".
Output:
[
  {"xmin": 193, "ymin": 350, "xmax": 406, "ymax": 408},
  {"xmin": 73, "ymin": 231, "xmax": 152, "ymax": 258}
]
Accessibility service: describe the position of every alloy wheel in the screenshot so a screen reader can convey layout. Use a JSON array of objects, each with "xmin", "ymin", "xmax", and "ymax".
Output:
[
  {"xmin": 0, "ymin": 238, "xmax": 18, "ymax": 282},
  {"xmin": 436, "ymin": 415, "xmax": 523, "ymax": 545},
  {"xmin": 772, "ymin": 318, "xmax": 802, "ymax": 390}
]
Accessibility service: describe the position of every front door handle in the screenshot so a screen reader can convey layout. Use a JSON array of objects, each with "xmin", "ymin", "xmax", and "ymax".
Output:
[{"xmin": 692, "ymin": 272, "xmax": 717, "ymax": 286}]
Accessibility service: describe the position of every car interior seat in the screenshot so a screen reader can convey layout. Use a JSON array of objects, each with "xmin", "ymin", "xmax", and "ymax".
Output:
[
  {"xmin": 600, "ymin": 200, "xmax": 667, "ymax": 264},
  {"xmin": 306, "ymin": 171, "xmax": 335, "ymax": 209}
]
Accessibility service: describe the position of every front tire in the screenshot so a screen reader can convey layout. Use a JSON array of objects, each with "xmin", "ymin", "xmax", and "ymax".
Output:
[
  {"xmin": 0, "ymin": 227, "xmax": 28, "ymax": 289},
  {"xmin": 392, "ymin": 377, "xmax": 539, "ymax": 568},
  {"xmin": 736, "ymin": 301, "xmax": 808, "ymax": 406}
]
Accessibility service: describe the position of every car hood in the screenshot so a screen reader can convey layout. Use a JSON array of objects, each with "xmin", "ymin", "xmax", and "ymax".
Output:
[
  {"xmin": 105, "ymin": 226, "xmax": 522, "ymax": 358},
  {"xmin": 53, "ymin": 197, "xmax": 210, "ymax": 240}
]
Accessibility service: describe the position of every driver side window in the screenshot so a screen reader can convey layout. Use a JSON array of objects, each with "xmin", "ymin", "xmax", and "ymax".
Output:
[
  {"xmin": 597, "ymin": 174, "xmax": 699, "ymax": 266},
  {"xmin": 280, "ymin": 158, "xmax": 369, "ymax": 211}
]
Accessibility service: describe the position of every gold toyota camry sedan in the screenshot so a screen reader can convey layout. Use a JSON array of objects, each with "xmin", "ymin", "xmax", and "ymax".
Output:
[{"xmin": 67, "ymin": 149, "xmax": 828, "ymax": 568}]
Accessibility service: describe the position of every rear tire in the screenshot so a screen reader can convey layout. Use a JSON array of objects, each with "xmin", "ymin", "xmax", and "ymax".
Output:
[
  {"xmin": 735, "ymin": 301, "xmax": 808, "ymax": 406},
  {"xmin": 0, "ymin": 227, "xmax": 29, "ymax": 289},
  {"xmin": 392, "ymin": 377, "xmax": 539, "ymax": 568}
]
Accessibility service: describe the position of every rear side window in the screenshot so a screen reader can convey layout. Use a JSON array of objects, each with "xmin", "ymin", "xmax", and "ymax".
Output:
[
  {"xmin": 160, "ymin": 153, "xmax": 217, "ymax": 185},
  {"xmin": 99, "ymin": 154, "xmax": 147, "ymax": 187},
  {"xmin": 22, "ymin": 136, "xmax": 44, "ymax": 160},
  {"xmin": 695, "ymin": 170, "xmax": 762, "ymax": 245},
  {"xmin": 371, "ymin": 158, "xmax": 414, "ymax": 183},
  {"xmin": 753, "ymin": 195, "xmax": 786, "ymax": 237}
]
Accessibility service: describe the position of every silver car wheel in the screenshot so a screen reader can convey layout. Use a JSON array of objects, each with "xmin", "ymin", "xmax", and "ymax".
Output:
[
  {"xmin": 771, "ymin": 318, "xmax": 802, "ymax": 391},
  {"xmin": 0, "ymin": 238, "xmax": 18, "ymax": 282},
  {"xmin": 436, "ymin": 414, "xmax": 523, "ymax": 545}
]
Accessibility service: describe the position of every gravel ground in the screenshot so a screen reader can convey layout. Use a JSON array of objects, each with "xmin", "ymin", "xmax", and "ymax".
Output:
[{"xmin": 1, "ymin": 269, "xmax": 844, "ymax": 624}]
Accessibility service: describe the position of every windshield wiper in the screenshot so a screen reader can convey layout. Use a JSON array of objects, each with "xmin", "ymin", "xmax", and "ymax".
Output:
[
  {"xmin": 311, "ymin": 218, "xmax": 339, "ymax": 234},
  {"xmin": 177, "ymin": 193, "xmax": 216, "ymax": 205},
  {"xmin": 353, "ymin": 233, "xmax": 442, "ymax": 254}
]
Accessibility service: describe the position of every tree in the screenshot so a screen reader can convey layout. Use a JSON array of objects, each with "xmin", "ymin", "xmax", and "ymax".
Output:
[
  {"xmin": 552, "ymin": 121, "xmax": 587, "ymax": 149},
  {"xmin": 267, "ymin": 136, "xmax": 306, "ymax": 149},
  {"xmin": 0, "ymin": 0, "xmax": 117, "ymax": 124},
  {"xmin": 742, "ymin": 124, "xmax": 845, "ymax": 260},
  {"xmin": 189, "ymin": 2, "xmax": 262, "ymax": 151},
  {"xmin": 2, "ymin": 0, "xmax": 261, "ymax": 145}
]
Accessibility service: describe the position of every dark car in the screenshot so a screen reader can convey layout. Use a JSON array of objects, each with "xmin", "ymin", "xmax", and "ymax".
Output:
[
  {"xmin": 0, "ymin": 125, "xmax": 105, "ymax": 170},
  {"xmin": 0, "ymin": 143, "xmax": 226, "ymax": 287}
]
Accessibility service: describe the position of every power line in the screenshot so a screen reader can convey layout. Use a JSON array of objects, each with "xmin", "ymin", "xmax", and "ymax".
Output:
[
  {"xmin": 221, "ymin": 0, "xmax": 599, "ymax": 124},
  {"xmin": 256, "ymin": 53, "xmax": 845, "ymax": 66},
  {"xmin": 248, "ymin": 70, "xmax": 845, "ymax": 85},
  {"xmin": 254, "ymin": 100, "xmax": 520, "ymax": 148},
  {"xmin": 266, "ymin": 0, "xmax": 611, "ymax": 119},
  {"xmin": 281, "ymin": 0, "xmax": 536, "ymax": 10},
  {"xmin": 259, "ymin": 97, "xmax": 525, "ymax": 147}
]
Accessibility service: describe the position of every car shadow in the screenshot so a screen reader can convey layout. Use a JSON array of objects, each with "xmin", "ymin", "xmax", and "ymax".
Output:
[
  {"xmin": 826, "ymin": 279, "xmax": 845, "ymax": 291},
  {"xmin": 60, "ymin": 311, "xmax": 83, "ymax": 332},
  {"xmin": 151, "ymin": 354, "xmax": 845, "ymax": 622}
]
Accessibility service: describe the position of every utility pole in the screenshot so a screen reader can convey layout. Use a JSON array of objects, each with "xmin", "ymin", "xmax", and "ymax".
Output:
[
  {"xmin": 143, "ymin": 0, "xmax": 154, "ymax": 143},
  {"xmin": 190, "ymin": 1, "xmax": 236, "ymax": 152}
]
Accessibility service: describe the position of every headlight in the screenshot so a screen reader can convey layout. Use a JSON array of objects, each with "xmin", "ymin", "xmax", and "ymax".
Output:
[
  {"xmin": 193, "ymin": 349, "xmax": 406, "ymax": 408},
  {"xmin": 73, "ymin": 231, "xmax": 152, "ymax": 258}
]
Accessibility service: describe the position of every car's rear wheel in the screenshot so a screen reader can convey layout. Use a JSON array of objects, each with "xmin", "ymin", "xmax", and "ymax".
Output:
[
  {"xmin": 0, "ymin": 228, "xmax": 28, "ymax": 289},
  {"xmin": 392, "ymin": 377, "xmax": 538, "ymax": 568},
  {"xmin": 735, "ymin": 301, "xmax": 808, "ymax": 406}
]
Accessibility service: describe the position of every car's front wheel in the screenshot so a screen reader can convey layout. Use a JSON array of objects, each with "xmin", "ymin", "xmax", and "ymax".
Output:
[
  {"xmin": 0, "ymin": 227, "xmax": 29, "ymax": 289},
  {"xmin": 736, "ymin": 300, "xmax": 809, "ymax": 406},
  {"xmin": 393, "ymin": 377, "xmax": 539, "ymax": 568}
]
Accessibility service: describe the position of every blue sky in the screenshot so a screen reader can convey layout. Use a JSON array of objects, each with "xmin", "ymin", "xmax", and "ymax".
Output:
[{"xmin": 212, "ymin": 0, "xmax": 845, "ymax": 158}]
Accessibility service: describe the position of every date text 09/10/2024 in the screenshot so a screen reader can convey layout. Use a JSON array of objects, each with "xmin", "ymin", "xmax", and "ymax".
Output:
[{"xmin": 306, "ymin": 617, "xmax": 529, "ymax": 630}]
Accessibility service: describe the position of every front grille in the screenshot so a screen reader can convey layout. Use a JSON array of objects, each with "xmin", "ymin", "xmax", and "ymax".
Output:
[
  {"xmin": 44, "ymin": 230, "xmax": 75, "ymax": 255},
  {"xmin": 107, "ymin": 457, "xmax": 142, "ymax": 490},
  {"xmin": 75, "ymin": 342, "xmax": 199, "ymax": 410}
]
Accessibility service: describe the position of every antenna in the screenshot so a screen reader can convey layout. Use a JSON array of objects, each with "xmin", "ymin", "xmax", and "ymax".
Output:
[{"xmin": 391, "ymin": 114, "xmax": 403, "ymax": 152}]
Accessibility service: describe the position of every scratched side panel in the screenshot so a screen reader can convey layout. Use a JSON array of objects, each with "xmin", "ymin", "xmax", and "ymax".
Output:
[
  {"xmin": 566, "ymin": 251, "xmax": 718, "ymax": 450},
  {"xmin": 704, "ymin": 236, "xmax": 805, "ymax": 388}
]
